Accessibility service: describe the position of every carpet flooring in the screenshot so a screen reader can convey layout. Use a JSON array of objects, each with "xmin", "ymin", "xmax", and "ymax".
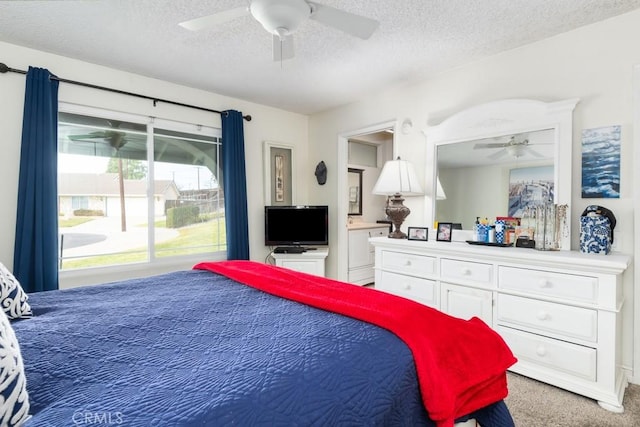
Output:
[{"xmin": 504, "ymin": 373, "xmax": 640, "ymax": 426}]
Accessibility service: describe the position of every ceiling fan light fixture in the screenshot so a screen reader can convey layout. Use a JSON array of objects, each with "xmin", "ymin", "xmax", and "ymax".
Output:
[
  {"xmin": 250, "ymin": 0, "xmax": 311, "ymax": 36},
  {"xmin": 507, "ymin": 144, "xmax": 525, "ymax": 158}
]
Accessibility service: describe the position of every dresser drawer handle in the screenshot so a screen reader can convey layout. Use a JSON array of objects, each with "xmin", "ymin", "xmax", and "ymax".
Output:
[
  {"xmin": 536, "ymin": 346, "xmax": 547, "ymax": 357},
  {"xmin": 536, "ymin": 311, "xmax": 549, "ymax": 321},
  {"xmin": 403, "ymin": 284, "xmax": 412, "ymax": 291},
  {"xmin": 461, "ymin": 267, "xmax": 472, "ymax": 276},
  {"xmin": 404, "ymin": 260, "xmax": 412, "ymax": 266}
]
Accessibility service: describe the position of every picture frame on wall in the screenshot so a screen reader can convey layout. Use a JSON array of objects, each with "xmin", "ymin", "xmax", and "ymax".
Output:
[
  {"xmin": 407, "ymin": 227, "xmax": 428, "ymax": 241},
  {"xmin": 581, "ymin": 125, "xmax": 621, "ymax": 199},
  {"xmin": 436, "ymin": 222, "xmax": 453, "ymax": 242},
  {"xmin": 263, "ymin": 141, "xmax": 295, "ymax": 205}
]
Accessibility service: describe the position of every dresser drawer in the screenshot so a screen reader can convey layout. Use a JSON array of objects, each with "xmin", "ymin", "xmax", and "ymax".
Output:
[
  {"xmin": 440, "ymin": 258, "xmax": 492, "ymax": 287},
  {"xmin": 378, "ymin": 271, "xmax": 437, "ymax": 308},
  {"xmin": 498, "ymin": 326, "xmax": 596, "ymax": 381},
  {"xmin": 380, "ymin": 250, "xmax": 436, "ymax": 277},
  {"xmin": 499, "ymin": 266, "xmax": 598, "ymax": 303},
  {"xmin": 497, "ymin": 294, "xmax": 597, "ymax": 342}
]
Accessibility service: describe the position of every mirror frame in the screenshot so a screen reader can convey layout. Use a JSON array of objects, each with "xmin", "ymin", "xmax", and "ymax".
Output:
[
  {"xmin": 424, "ymin": 98, "xmax": 579, "ymax": 250},
  {"xmin": 347, "ymin": 168, "xmax": 364, "ymax": 216}
]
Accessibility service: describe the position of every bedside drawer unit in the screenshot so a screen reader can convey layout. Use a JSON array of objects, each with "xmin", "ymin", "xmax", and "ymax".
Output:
[
  {"xmin": 497, "ymin": 294, "xmax": 597, "ymax": 342},
  {"xmin": 499, "ymin": 266, "xmax": 598, "ymax": 303},
  {"xmin": 380, "ymin": 250, "xmax": 436, "ymax": 278},
  {"xmin": 498, "ymin": 326, "xmax": 597, "ymax": 381},
  {"xmin": 378, "ymin": 271, "xmax": 437, "ymax": 308},
  {"xmin": 441, "ymin": 258, "xmax": 492, "ymax": 287}
]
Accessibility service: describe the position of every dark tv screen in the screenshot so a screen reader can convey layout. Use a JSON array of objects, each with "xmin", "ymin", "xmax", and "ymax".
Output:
[{"xmin": 264, "ymin": 205, "xmax": 329, "ymax": 246}]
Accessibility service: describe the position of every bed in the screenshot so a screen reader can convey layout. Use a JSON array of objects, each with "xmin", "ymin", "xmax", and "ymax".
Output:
[{"xmin": 7, "ymin": 260, "xmax": 516, "ymax": 426}]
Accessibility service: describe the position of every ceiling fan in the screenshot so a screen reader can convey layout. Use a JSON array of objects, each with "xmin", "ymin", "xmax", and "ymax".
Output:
[
  {"xmin": 474, "ymin": 135, "xmax": 551, "ymax": 160},
  {"xmin": 179, "ymin": 0, "xmax": 379, "ymax": 61},
  {"xmin": 67, "ymin": 120, "xmax": 131, "ymax": 156}
]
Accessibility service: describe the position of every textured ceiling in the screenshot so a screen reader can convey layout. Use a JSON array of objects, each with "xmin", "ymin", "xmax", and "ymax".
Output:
[{"xmin": 1, "ymin": 0, "xmax": 639, "ymax": 115}]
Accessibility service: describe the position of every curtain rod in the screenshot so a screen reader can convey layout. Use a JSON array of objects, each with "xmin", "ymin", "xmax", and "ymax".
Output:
[{"xmin": 0, "ymin": 62, "xmax": 252, "ymax": 122}]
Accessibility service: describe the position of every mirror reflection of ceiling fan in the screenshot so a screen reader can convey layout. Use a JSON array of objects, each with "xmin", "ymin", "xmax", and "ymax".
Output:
[
  {"xmin": 179, "ymin": 0, "xmax": 379, "ymax": 61},
  {"xmin": 68, "ymin": 121, "xmax": 129, "ymax": 153},
  {"xmin": 473, "ymin": 135, "xmax": 552, "ymax": 160}
]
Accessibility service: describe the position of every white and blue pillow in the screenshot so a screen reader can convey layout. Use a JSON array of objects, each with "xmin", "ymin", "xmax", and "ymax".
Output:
[
  {"xmin": 0, "ymin": 263, "xmax": 32, "ymax": 320},
  {"xmin": 0, "ymin": 308, "xmax": 30, "ymax": 426}
]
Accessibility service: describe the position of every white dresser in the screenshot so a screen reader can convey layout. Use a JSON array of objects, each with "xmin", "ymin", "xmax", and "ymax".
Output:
[{"xmin": 371, "ymin": 237, "xmax": 631, "ymax": 411}]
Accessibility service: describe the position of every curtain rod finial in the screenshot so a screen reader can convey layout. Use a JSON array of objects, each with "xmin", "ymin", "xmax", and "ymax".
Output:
[
  {"xmin": 244, "ymin": 115, "xmax": 252, "ymax": 122},
  {"xmin": 0, "ymin": 63, "xmax": 9, "ymax": 73}
]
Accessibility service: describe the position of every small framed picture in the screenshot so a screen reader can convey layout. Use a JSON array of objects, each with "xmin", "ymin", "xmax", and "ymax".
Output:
[
  {"xmin": 408, "ymin": 227, "xmax": 428, "ymax": 241},
  {"xmin": 436, "ymin": 222, "xmax": 453, "ymax": 242}
]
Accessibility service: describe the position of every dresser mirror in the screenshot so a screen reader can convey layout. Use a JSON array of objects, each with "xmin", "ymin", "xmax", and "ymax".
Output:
[
  {"xmin": 348, "ymin": 168, "xmax": 363, "ymax": 216},
  {"xmin": 424, "ymin": 98, "xmax": 579, "ymax": 250}
]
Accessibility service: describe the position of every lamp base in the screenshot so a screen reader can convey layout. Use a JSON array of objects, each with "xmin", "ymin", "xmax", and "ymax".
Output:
[{"xmin": 385, "ymin": 193, "xmax": 410, "ymax": 239}]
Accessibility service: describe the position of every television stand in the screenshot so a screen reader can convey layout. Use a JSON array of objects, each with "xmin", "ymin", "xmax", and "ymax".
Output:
[
  {"xmin": 271, "ymin": 248, "xmax": 329, "ymax": 277},
  {"xmin": 273, "ymin": 246, "xmax": 306, "ymax": 254}
]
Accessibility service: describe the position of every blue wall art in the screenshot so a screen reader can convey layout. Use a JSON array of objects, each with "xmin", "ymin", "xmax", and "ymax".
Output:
[{"xmin": 581, "ymin": 125, "xmax": 621, "ymax": 199}]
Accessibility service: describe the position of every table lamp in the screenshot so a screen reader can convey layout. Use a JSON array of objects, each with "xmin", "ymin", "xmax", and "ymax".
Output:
[{"xmin": 372, "ymin": 157, "xmax": 424, "ymax": 238}]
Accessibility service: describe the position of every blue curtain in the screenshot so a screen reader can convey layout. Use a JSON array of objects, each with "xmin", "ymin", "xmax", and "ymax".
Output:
[
  {"xmin": 221, "ymin": 110, "xmax": 250, "ymax": 260},
  {"xmin": 13, "ymin": 67, "xmax": 60, "ymax": 292}
]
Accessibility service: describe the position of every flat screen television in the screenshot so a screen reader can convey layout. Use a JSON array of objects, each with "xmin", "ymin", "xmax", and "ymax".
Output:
[{"xmin": 264, "ymin": 205, "xmax": 329, "ymax": 247}]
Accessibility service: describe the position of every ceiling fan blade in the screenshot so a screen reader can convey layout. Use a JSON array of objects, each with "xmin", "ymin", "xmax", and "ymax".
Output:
[
  {"xmin": 525, "ymin": 147, "xmax": 545, "ymax": 158},
  {"xmin": 179, "ymin": 6, "xmax": 249, "ymax": 31},
  {"xmin": 309, "ymin": 2, "xmax": 379, "ymax": 39},
  {"xmin": 488, "ymin": 149, "xmax": 508, "ymax": 160},
  {"xmin": 68, "ymin": 132, "xmax": 107, "ymax": 141},
  {"xmin": 474, "ymin": 142, "xmax": 508, "ymax": 149},
  {"xmin": 273, "ymin": 34, "xmax": 295, "ymax": 61}
]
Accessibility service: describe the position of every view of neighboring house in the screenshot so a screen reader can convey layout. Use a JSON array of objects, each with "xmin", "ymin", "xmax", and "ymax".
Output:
[{"xmin": 58, "ymin": 173, "xmax": 180, "ymax": 217}]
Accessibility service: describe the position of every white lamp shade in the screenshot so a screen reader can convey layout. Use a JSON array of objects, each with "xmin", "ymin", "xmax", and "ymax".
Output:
[{"xmin": 372, "ymin": 158, "xmax": 424, "ymax": 196}]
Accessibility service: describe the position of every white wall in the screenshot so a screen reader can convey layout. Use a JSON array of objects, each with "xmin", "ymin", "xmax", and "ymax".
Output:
[
  {"xmin": 0, "ymin": 40, "xmax": 309, "ymax": 286},
  {"xmin": 308, "ymin": 10, "xmax": 640, "ymax": 382},
  {"xmin": 437, "ymin": 164, "xmax": 507, "ymax": 228}
]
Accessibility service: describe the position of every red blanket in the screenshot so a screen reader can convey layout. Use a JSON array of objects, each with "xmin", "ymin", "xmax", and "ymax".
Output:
[{"xmin": 194, "ymin": 260, "xmax": 516, "ymax": 427}]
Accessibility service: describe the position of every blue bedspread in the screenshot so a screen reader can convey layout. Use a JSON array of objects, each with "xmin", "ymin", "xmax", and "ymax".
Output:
[{"xmin": 12, "ymin": 270, "xmax": 513, "ymax": 426}]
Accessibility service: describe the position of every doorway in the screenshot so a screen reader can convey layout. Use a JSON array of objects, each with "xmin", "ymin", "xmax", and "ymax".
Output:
[{"xmin": 336, "ymin": 122, "xmax": 395, "ymax": 282}]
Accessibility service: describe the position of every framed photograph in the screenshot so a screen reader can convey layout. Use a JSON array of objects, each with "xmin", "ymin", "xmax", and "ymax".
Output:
[
  {"xmin": 263, "ymin": 141, "xmax": 295, "ymax": 205},
  {"xmin": 436, "ymin": 222, "xmax": 453, "ymax": 242},
  {"xmin": 407, "ymin": 227, "xmax": 428, "ymax": 241}
]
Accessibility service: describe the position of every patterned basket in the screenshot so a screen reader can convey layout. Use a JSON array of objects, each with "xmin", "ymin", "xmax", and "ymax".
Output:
[{"xmin": 579, "ymin": 215, "xmax": 612, "ymax": 255}]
